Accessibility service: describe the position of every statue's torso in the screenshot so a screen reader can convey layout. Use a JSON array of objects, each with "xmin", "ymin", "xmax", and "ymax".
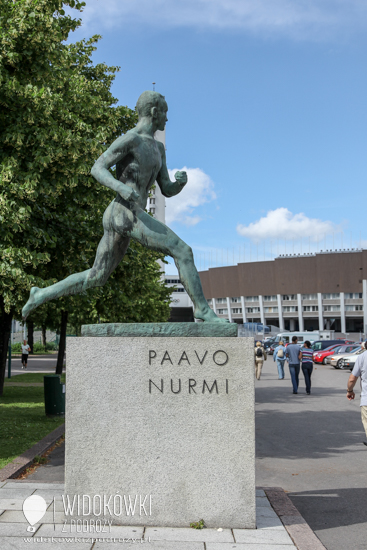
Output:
[{"xmin": 116, "ymin": 132, "xmax": 162, "ymax": 207}]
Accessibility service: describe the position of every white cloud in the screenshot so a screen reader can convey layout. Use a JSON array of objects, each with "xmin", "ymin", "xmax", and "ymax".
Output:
[
  {"xmin": 237, "ymin": 208, "xmax": 337, "ymax": 242},
  {"xmin": 165, "ymin": 167, "xmax": 216, "ymax": 226},
  {"xmin": 75, "ymin": 0, "xmax": 367, "ymax": 39}
]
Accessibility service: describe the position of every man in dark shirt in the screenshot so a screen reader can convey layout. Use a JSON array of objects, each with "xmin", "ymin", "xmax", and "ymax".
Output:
[{"xmin": 286, "ymin": 336, "xmax": 302, "ymax": 394}]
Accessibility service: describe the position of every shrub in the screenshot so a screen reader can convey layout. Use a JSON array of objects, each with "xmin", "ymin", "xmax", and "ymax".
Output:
[
  {"xmin": 46, "ymin": 342, "xmax": 58, "ymax": 351},
  {"xmin": 32, "ymin": 342, "xmax": 46, "ymax": 353},
  {"xmin": 11, "ymin": 343, "xmax": 22, "ymax": 353}
]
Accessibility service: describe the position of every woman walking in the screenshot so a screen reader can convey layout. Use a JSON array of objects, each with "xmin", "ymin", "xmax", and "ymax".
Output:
[
  {"xmin": 301, "ymin": 340, "xmax": 314, "ymax": 394},
  {"xmin": 273, "ymin": 340, "xmax": 286, "ymax": 379},
  {"xmin": 254, "ymin": 341, "xmax": 267, "ymax": 380}
]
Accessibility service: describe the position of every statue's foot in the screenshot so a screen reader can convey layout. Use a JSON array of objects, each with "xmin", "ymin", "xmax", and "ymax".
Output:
[
  {"xmin": 194, "ymin": 306, "xmax": 230, "ymax": 323},
  {"xmin": 22, "ymin": 287, "xmax": 41, "ymax": 320}
]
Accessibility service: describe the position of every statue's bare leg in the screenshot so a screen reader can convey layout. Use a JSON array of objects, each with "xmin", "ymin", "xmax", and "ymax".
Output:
[
  {"xmin": 130, "ymin": 209, "xmax": 228, "ymax": 323},
  {"xmin": 22, "ymin": 230, "xmax": 130, "ymax": 319}
]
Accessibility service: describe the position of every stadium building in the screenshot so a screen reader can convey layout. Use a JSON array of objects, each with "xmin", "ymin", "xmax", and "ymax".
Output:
[{"xmin": 198, "ymin": 249, "xmax": 367, "ymax": 335}]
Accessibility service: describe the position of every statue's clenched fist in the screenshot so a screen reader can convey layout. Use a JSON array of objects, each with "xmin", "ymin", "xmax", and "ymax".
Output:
[{"xmin": 175, "ymin": 171, "xmax": 188, "ymax": 188}]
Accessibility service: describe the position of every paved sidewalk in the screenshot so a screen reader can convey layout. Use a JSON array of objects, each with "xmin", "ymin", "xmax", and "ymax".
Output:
[
  {"xmin": 6, "ymin": 355, "xmax": 61, "ymax": 377},
  {"xmin": 0, "ymin": 481, "xmax": 297, "ymax": 549}
]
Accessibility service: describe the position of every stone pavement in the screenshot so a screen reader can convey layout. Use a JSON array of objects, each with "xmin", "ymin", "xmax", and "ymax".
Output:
[
  {"xmin": 256, "ymin": 357, "xmax": 367, "ymax": 550},
  {"xmin": 0, "ymin": 481, "xmax": 300, "ymax": 549}
]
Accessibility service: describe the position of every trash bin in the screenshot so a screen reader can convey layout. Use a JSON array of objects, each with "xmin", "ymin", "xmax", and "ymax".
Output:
[{"xmin": 44, "ymin": 375, "xmax": 65, "ymax": 416}]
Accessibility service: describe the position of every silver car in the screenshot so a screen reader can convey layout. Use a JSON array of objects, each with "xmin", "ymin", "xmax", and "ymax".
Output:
[
  {"xmin": 328, "ymin": 346, "xmax": 362, "ymax": 368},
  {"xmin": 325, "ymin": 344, "xmax": 358, "ymax": 365},
  {"xmin": 340, "ymin": 349, "xmax": 366, "ymax": 371}
]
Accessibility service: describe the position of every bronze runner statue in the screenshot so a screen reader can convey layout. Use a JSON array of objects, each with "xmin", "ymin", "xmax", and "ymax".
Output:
[{"xmin": 23, "ymin": 91, "xmax": 227, "ymax": 323}]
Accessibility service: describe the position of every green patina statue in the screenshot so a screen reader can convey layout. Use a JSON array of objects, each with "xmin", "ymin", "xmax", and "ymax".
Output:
[{"xmin": 22, "ymin": 91, "xmax": 227, "ymax": 323}]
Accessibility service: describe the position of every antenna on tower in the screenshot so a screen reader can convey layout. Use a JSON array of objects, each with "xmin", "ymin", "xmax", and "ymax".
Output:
[{"xmin": 152, "ymin": 82, "xmax": 156, "ymax": 91}]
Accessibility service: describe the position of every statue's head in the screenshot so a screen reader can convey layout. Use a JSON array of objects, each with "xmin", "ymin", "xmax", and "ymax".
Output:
[{"xmin": 136, "ymin": 91, "xmax": 168, "ymax": 131}]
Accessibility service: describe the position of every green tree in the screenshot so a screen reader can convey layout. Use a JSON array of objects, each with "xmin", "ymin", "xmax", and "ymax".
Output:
[{"xmin": 0, "ymin": 0, "xmax": 171, "ymax": 393}]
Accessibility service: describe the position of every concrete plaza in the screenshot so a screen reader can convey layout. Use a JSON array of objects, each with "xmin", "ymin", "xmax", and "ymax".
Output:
[{"xmin": 256, "ymin": 356, "xmax": 367, "ymax": 550}]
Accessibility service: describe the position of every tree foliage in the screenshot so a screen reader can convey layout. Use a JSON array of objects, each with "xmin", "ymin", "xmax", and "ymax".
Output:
[{"xmin": 0, "ymin": 0, "xmax": 171, "ymax": 392}]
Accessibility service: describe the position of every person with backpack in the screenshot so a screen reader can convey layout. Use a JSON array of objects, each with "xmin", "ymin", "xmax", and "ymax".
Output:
[
  {"xmin": 254, "ymin": 341, "xmax": 267, "ymax": 380},
  {"xmin": 273, "ymin": 340, "xmax": 287, "ymax": 379}
]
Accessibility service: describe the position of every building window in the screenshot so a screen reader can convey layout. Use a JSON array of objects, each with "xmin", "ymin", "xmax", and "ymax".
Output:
[
  {"xmin": 172, "ymin": 288, "xmax": 186, "ymax": 293},
  {"xmin": 216, "ymin": 298, "xmax": 226, "ymax": 304},
  {"xmin": 165, "ymin": 279, "xmax": 181, "ymax": 284},
  {"xmin": 323, "ymin": 305, "xmax": 340, "ymax": 312},
  {"xmin": 283, "ymin": 306, "xmax": 298, "ymax": 312},
  {"xmin": 346, "ymin": 293, "xmax": 363, "ymax": 299},
  {"xmin": 149, "ymin": 208, "xmax": 155, "ymax": 214},
  {"xmin": 150, "ymin": 198, "xmax": 155, "ymax": 204},
  {"xmin": 263, "ymin": 295, "xmax": 277, "ymax": 301},
  {"xmin": 264, "ymin": 307, "xmax": 278, "ymax": 313},
  {"xmin": 303, "ymin": 306, "xmax": 319, "ymax": 312},
  {"xmin": 207, "ymin": 299, "xmax": 212, "ymax": 304},
  {"xmin": 345, "ymin": 305, "xmax": 363, "ymax": 311},
  {"xmin": 322, "ymin": 293, "xmax": 340, "ymax": 299},
  {"xmin": 232, "ymin": 308, "xmax": 242, "ymax": 314},
  {"xmin": 218, "ymin": 309, "xmax": 228, "ymax": 314},
  {"xmin": 302, "ymin": 294, "xmax": 317, "ymax": 300},
  {"xmin": 282, "ymin": 295, "xmax": 296, "ymax": 301},
  {"xmin": 245, "ymin": 296, "xmax": 259, "ymax": 302},
  {"xmin": 231, "ymin": 297, "xmax": 240, "ymax": 302},
  {"xmin": 246, "ymin": 307, "xmax": 261, "ymax": 313}
]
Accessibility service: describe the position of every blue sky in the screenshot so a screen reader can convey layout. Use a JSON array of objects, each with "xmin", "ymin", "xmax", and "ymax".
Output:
[{"xmin": 68, "ymin": 0, "xmax": 367, "ymax": 273}]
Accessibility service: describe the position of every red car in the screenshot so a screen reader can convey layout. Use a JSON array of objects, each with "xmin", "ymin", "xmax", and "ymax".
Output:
[{"xmin": 313, "ymin": 344, "xmax": 345, "ymax": 365}]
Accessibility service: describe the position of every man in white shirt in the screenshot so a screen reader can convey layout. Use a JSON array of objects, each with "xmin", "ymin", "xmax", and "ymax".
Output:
[
  {"xmin": 347, "ymin": 343, "xmax": 367, "ymax": 446},
  {"xmin": 21, "ymin": 340, "xmax": 31, "ymax": 369}
]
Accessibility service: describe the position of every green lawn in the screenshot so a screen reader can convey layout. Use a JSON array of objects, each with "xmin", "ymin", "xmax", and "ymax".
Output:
[
  {"xmin": 0, "ymin": 375, "xmax": 65, "ymax": 469},
  {"xmin": 5, "ymin": 373, "xmax": 65, "ymax": 384}
]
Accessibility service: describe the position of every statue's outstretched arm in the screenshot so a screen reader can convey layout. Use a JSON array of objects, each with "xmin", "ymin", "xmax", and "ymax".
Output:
[
  {"xmin": 156, "ymin": 143, "xmax": 187, "ymax": 198},
  {"xmin": 91, "ymin": 134, "xmax": 139, "ymax": 202}
]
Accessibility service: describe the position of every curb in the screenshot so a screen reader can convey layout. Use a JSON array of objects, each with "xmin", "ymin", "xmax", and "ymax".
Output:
[
  {"xmin": 262, "ymin": 486, "xmax": 327, "ymax": 550},
  {"xmin": 0, "ymin": 423, "xmax": 65, "ymax": 482}
]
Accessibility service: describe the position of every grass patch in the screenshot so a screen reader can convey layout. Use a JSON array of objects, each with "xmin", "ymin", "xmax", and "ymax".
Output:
[
  {"xmin": 0, "ymin": 382, "xmax": 65, "ymax": 469},
  {"xmin": 5, "ymin": 373, "xmax": 65, "ymax": 384}
]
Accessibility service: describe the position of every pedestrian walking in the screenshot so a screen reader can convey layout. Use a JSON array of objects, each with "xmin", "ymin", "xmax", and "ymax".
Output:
[
  {"xmin": 285, "ymin": 336, "xmax": 302, "ymax": 394},
  {"xmin": 346, "ymin": 341, "xmax": 367, "ymax": 446},
  {"xmin": 254, "ymin": 341, "xmax": 267, "ymax": 380},
  {"xmin": 21, "ymin": 339, "xmax": 31, "ymax": 369},
  {"xmin": 273, "ymin": 340, "xmax": 286, "ymax": 379},
  {"xmin": 301, "ymin": 340, "xmax": 314, "ymax": 394}
]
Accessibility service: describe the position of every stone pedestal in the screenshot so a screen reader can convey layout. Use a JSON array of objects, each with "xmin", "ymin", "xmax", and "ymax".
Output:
[{"xmin": 65, "ymin": 328, "xmax": 255, "ymax": 528}]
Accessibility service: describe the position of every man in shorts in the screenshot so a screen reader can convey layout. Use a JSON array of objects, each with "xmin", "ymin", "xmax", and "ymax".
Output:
[
  {"xmin": 21, "ymin": 339, "xmax": 31, "ymax": 369},
  {"xmin": 347, "ymin": 341, "xmax": 367, "ymax": 446}
]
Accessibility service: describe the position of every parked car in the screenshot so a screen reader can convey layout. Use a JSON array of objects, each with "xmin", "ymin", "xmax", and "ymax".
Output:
[
  {"xmin": 328, "ymin": 346, "xmax": 362, "ymax": 368},
  {"xmin": 313, "ymin": 344, "xmax": 345, "ymax": 365},
  {"xmin": 311, "ymin": 339, "xmax": 354, "ymax": 352},
  {"xmin": 324, "ymin": 344, "xmax": 358, "ymax": 364},
  {"xmin": 268, "ymin": 342, "xmax": 278, "ymax": 355},
  {"xmin": 340, "ymin": 349, "xmax": 366, "ymax": 371},
  {"xmin": 263, "ymin": 337, "xmax": 277, "ymax": 350}
]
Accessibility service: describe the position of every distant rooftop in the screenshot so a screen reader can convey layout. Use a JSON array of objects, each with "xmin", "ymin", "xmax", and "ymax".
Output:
[{"xmin": 276, "ymin": 248, "xmax": 364, "ymax": 259}]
